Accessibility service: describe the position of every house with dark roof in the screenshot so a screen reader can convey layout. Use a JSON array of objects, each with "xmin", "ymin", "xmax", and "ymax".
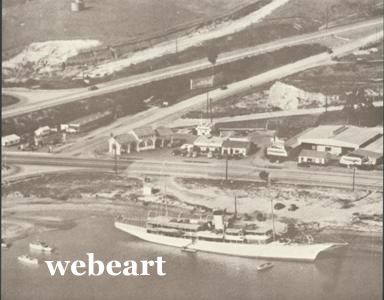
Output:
[
  {"xmin": 108, "ymin": 134, "xmax": 138, "ymax": 155},
  {"xmin": 130, "ymin": 127, "xmax": 157, "ymax": 152},
  {"xmin": 221, "ymin": 140, "xmax": 250, "ymax": 156},
  {"xmin": 340, "ymin": 149, "xmax": 383, "ymax": 167},
  {"xmin": 155, "ymin": 127, "xmax": 174, "ymax": 147},
  {"xmin": 298, "ymin": 149, "xmax": 330, "ymax": 165}
]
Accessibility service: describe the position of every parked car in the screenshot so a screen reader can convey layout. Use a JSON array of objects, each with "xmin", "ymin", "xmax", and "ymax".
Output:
[
  {"xmin": 172, "ymin": 149, "xmax": 181, "ymax": 156},
  {"xmin": 233, "ymin": 153, "xmax": 243, "ymax": 160},
  {"xmin": 214, "ymin": 153, "xmax": 223, "ymax": 159},
  {"xmin": 168, "ymin": 140, "xmax": 183, "ymax": 148},
  {"xmin": 288, "ymin": 204, "xmax": 299, "ymax": 211},
  {"xmin": 88, "ymin": 85, "xmax": 98, "ymax": 91}
]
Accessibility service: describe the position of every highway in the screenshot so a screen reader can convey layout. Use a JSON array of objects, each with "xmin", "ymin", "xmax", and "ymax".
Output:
[
  {"xmin": 2, "ymin": 18, "xmax": 382, "ymax": 119},
  {"xmin": 3, "ymin": 152, "xmax": 383, "ymax": 191}
]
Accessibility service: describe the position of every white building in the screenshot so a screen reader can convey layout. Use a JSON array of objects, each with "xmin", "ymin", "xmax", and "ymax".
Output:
[
  {"xmin": 196, "ymin": 120, "xmax": 214, "ymax": 137},
  {"xmin": 287, "ymin": 125, "xmax": 383, "ymax": 156},
  {"xmin": 130, "ymin": 127, "xmax": 157, "ymax": 152},
  {"xmin": 298, "ymin": 149, "xmax": 329, "ymax": 165},
  {"xmin": 34, "ymin": 126, "xmax": 51, "ymax": 137},
  {"xmin": 266, "ymin": 136, "xmax": 288, "ymax": 158},
  {"xmin": 2, "ymin": 134, "xmax": 21, "ymax": 147},
  {"xmin": 193, "ymin": 136, "xmax": 224, "ymax": 153}
]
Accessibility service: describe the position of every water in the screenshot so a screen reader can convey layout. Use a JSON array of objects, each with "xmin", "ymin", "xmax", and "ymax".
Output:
[{"xmin": 2, "ymin": 216, "xmax": 382, "ymax": 300}]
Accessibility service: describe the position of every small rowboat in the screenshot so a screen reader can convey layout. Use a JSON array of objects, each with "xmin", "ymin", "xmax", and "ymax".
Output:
[
  {"xmin": 29, "ymin": 241, "xmax": 53, "ymax": 253},
  {"xmin": 257, "ymin": 262, "xmax": 274, "ymax": 271},
  {"xmin": 1, "ymin": 239, "xmax": 10, "ymax": 249}
]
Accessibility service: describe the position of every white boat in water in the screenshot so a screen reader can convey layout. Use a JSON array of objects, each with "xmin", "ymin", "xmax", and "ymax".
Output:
[
  {"xmin": 114, "ymin": 207, "xmax": 347, "ymax": 262},
  {"xmin": 29, "ymin": 241, "xmax": 53, "ymax": 252},
  {"xmin": 1, "ymin": 239, "xmax": 10, "ymax": 249},
  {"xmin": 257, "ymin": 262, "xmax": 274, "ymax": 271},
  {"xmin": 18, "ymin": 255, "xmax": 39, "ymax": 265}
]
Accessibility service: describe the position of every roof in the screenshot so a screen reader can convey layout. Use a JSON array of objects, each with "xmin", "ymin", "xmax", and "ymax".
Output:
[
  {"xmin": 222, "ymin": 140, "xmax": 249, "ymax": 149},
  {"xmin": 299, "ymin": 149, "xmax": 329, "ymax": 159},
  {"xmin": 2, "ymin": 134, "xmax": 20, "ymax": 141},
  {"xmin": 348, "ymin": 149, "xmax": 383, "ymax": 159},
  {"xmin": 147, "ymin": 216, "xmax": 202, "ymax": 231},
  {"xmin": 363, "ymin": 135, "xmax": 383, "ymax": 154},
  {"xmin": 35, "ymin": 126, "xmax": 50, "ymax": 132},
  {"xmin": 131, "ymin": 127, "xmax": 155, "ymax": 138},
  {"xmin": 193, "ymin": 135, "xmax": 225, "ymax": 148},
  {"xmin": 70, "ymin": 111, "xmax": 112, "ymax": 126},
  {"xmin": 115, "ymin": 134, "xmax": 137, "ymax": 144},
  {"xmin": 155, "ymin": 126, "xmax": 174, "ymax": 137},
  {"xmin": 297, "ymin": 125, "xmax": 382, "ymax": 149}
]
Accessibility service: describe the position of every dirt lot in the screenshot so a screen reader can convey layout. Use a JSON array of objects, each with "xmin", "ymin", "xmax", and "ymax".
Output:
[
  {"xmin": 172, "ymin": 177, "xmax": 383, "ymax": 232},
  {"xmin": 284, "ymin": 42, "xmax": 383, "ymax": 95},
  {"xmin": 2, "ymin": 171, "xmax": 382, "ymax": 244}
]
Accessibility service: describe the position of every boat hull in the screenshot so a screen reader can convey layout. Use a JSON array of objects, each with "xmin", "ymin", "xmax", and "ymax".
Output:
[
  {"xmin": 29, "ymin": 244, "xmax": 53, "ymax": 252},
  {"xmin": 115, "ymin": 222, "xmax": 346, "ymax": 262}
]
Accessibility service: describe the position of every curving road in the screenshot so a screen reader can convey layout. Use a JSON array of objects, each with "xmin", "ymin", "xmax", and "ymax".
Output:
[{"xmin": 2, "ymin": 18, "xmax": 382, "ymax": 119}]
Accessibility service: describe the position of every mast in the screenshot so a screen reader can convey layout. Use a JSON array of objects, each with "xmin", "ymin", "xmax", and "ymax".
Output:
[
  {"xmin": 270, "ymin": 195, "xmax": 276, "ymax": 241},
  {"xmin": 162, "ymin": 161, "xmax": 168, "ymax": 217}
]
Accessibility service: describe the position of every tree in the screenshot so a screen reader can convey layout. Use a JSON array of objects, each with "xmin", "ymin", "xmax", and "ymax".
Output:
[{"xmin": 206, "ymin": 46, "xmax": 219, "ymax": 65}]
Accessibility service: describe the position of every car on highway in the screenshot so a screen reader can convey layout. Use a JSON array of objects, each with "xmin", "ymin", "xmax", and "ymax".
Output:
[{"xmin": 88, "ymin": 85, "xmax": 99, "ymax": 91}]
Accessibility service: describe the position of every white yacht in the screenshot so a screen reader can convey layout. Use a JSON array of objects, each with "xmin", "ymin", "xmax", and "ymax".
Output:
[{"xmin": 115, "ymin": 208, "xmax": 347, "ymax": 262}]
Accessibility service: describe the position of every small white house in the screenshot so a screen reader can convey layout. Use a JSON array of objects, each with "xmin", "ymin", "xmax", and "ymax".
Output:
[
  {"xmin": 2, "ymin": 134, "xmax": 21, "ymax": 147},
  {"xmin": 298, "ymin": 149, "xmax": 329, "ymax": 165},
  {"xmin": 34, "ymin": 126, "xmax": 51, "ymax": 137}
]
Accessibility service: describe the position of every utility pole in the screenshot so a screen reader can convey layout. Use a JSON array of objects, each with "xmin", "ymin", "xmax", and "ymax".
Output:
[
  {"xmin": 352, "ymin": 167, "xmax": 356, "ymax": 191},
  {"xmin": 209, "ymin": 97, "xmax": 213, "ymax": 124},
  {"xmin": 325, "ymin": 4, "xmax": 329, "ymax": 29},
  {"xmin": 113, "ymin": 145, "xmax": 118, "ymax": 175},
  {"xmin": 175, "ymin": 38, "xmax": 178, "ymax": 53},
  {"xmin": 206, "ymin": 91, "xmax": 210, "ymax": 118},
  {"xmin": 234, "ymin": 194, "xmax": 238, "ymax": 219},
  {"xmin": 270, "ymin": 196, "xmax": 276, "ymax": 241},
  {"xmin": 225, "ymin": 154, "xmax": 229, "ymax": 181}
]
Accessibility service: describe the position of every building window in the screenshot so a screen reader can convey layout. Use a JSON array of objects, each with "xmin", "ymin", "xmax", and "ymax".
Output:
[{"xmin": 325, "ymin": 146, "xmax": 332, "ymax": 152}]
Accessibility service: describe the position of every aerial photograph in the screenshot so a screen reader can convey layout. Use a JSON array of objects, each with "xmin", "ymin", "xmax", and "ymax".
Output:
[{"xmin": 1, "ymin": 0, "xmax": 383, "ymax": 299}]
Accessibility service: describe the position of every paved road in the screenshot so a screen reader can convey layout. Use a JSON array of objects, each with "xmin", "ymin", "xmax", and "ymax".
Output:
[
  {"xmin": 3, "ymin": 152, "xmax": 383, "ymax": 191},
  {"xmin": 2, "ymin": 18, "xmax": 382, "ymax": 119},
  {"xmin": 170, "ymin": 101, "xmax": 384, "ymax": 128}
]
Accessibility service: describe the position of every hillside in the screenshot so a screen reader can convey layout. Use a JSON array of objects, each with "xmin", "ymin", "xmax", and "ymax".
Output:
[{"xmin": 2, "ymin": 0, "xmax": 257, "ymax": 56}]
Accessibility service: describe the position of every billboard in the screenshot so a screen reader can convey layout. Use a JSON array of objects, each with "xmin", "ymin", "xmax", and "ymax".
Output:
[{"xmin": 190, "ymin": 75, "xmax": 214, "ymax": 90}]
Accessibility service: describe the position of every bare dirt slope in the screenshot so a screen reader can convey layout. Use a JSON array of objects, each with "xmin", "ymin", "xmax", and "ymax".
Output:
[{"xmin": 2, "ymin": 0, "xmax": 257, "ymax": 54}]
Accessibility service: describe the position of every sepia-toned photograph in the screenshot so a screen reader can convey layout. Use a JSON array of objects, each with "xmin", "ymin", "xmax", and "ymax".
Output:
[{"xmin": 1, "ymin": 0, "xmax": 383, "ymax": 299}]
